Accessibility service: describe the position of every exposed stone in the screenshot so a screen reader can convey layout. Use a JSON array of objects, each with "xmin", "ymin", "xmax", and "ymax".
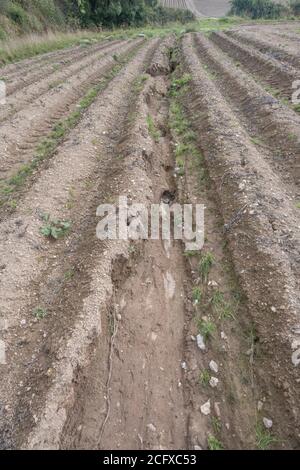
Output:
[
  {"xmin": 292, "ymin": 349, "xmax": 300, "ymax": 366},
  {"xmin": 194, "ymin": 445, "xmax": 202, "ymax": 450},
  {"xmin": 263, "ymin": 417, "xmax": 273, "ymax": 429},
  {"xmin": 147, "ymin": 423, "xmax": 156, "ymax": 432},
  {"xmin": 200, "ymin": 399, "xmax": 211, "ymax": 416},
  {"xmin": 0, "ymin": 340, "xmax": 6, "ymax": 365},
  {"xmin": 209, "ymin": 377, "xmax": 219, "ymax": 388},
  {"xmin": 257, "ymin": 400, "xmax": 264, "ymax": 411},
  {"xmin": 196, "ymin": 334, "xmax": 206, "ymax": 351},
  {"xmin": 209, "ymin": 360, "xmax": 218, "ymax": 374},
  {"xmin": 214, "ymin": 402, "xmax": 221, "ymax": 418}
]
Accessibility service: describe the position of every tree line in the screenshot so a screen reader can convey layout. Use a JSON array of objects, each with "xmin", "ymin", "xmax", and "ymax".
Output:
[
  {"xmin": 230, "ymin": 0, "xmax": 300, "ymax": 18},
  {"xmin": 0, "ymin": 1, "xmax": 194, "ymax": 29},
  {"xmin": 74, "ymin": 0, "xmax": 194, "ymax": 26}
]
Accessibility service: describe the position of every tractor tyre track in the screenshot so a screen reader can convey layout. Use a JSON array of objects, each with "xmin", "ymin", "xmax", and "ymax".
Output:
[
  {"xmin": 2, "ymin": 40, "xmax": 123, "ymax": 98},
  {"xmin": 211, "ymin": 31, "xmax": 299, "ymax": 102},
  {"xmin": 0, "ymin": 39, "xmax": 129, "ymax": 123},
  {"xmin": 181, "ymin": 33, "xmax": 300, "ymax": 449},
  {"xmin": 0, "ymin": 39, "xmax": 142, "ymax": 182},
  {"xmin": 193, "ymin": 33, "xmax": 300, "ymax": 194},
  {"xmin": 227, "ymin": 29, "xmax": 300, "ymax": 70},
  {"xmin": 0, "ymin": 37, "xmax": 161, "ymax": 450}
]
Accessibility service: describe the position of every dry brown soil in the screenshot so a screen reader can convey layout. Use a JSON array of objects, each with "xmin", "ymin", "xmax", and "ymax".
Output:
[{"xmin": 0, "ymin": 23, "xmax": 299, "ymax": 450}]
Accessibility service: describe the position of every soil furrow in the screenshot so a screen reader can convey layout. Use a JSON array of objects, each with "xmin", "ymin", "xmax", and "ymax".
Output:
[
  {"xmin": 0, "ymin": 37, "xmax": 161, "ymax": 450},
  {"xmin": 0, "ymin": 39, "xmax": 128, "ymax": 123},
  {"xmin": 237, "ymin": 24, "xmax": 300, "ymax": 49},
  {"xmin": 181, "ymin": 33, "xmax": 300, "ymax": 449},
  {"xmin": 168, "ymin": 60, "xmax": 258, "ymax": 450},
  {"xmin": 227, "ymin": 29, "xmax": 300, "ymax": 70},
  {"xmin": 60, "ymin": 56, "xmax": 188, "ymax": 449},
  {"xmin": 193, "ymin": 33, "xmax": 300, "ymax": 194},
  {"xmin": 3, "ymin": 40, "xmax": 122, "ymax": 98},
  {"xmin": 211, "ymin": 31, "xmax": 299, "ymax": 101},
  {"xmin": 0, "ymin": 40, "xmax": 100, "ymax": 78},
  {"xmin": 0, "ymin": 39, "xmax": 142, "ymax": 184}
]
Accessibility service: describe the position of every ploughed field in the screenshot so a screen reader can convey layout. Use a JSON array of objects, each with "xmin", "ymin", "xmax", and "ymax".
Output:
[
  {"xmin": 159, "ymin": 0, "xmax": 231, "ymax": 17},
  {"xmin": 0, "ymin": 22, "xmax": 299, "ymax": 450}
]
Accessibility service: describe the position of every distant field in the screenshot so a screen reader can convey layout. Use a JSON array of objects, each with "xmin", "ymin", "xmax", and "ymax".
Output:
[
  {"xmin": 159, "ymin": 0, "xmax": 231, "ymax": 17},
  {"xmin": 159, "ymin": 0, "xmax": 290, "ymax": 17}
]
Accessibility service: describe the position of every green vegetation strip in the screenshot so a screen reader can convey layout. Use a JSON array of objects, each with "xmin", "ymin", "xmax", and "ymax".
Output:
[
  {"xmin": 0, "ymin": 47, "xmax": 141, "ymax": 208},
  {"xmin": 169, "ymin": 71, "xmax": 207, "ymax": 185},
  {"xmin": 0, "ymin": 16, "xmax": 247, "ymax": 66}
]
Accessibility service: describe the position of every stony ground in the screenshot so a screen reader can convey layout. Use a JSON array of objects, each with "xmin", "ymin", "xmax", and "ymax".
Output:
[{"xmin": 0, "ymin": 22, "xmax": 299, "ymax": 450}]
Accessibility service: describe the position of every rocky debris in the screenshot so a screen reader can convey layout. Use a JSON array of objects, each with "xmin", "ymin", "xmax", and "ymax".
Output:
[
  {"xmin": 194, "ymin": 445, "xmax": 202, "ymax": 450},
  {"xmin": 147, "ymin": 62, "xmax": 169, "ymax": 77},
  {"xmin": 214, "ymin": 402, "xmax": 221, "ymax": 418},
  {"xmin": 196, "ymin": 334, "xmax": 206, "ymax": 351},
  {"xmin": 291, "ymin": 339, "xmax": 300, "ymax": 366},
  {"xmin": 292, "ymin": 349, "xmax": 300, "ymax": 367},
  {"xmin": 263, "ymin": 417, "xmax": 273, "ymax": 429},
  {"xmin": 151, "ymin": 332, "xmax": 158, "ymax": 342},
  {"xmin": 146, "ymin": 36, "xmax": 174, "ymax": 77},
  {"xmin": 209, "ymin": 360, "xmax": 218, "ymax": 374},
  {"xmin": 181, "ymin": 361, "xmax": 187, "ymax": 370},
  {"xmin": 0, "ymin": 340, "xmax": 6, "ymax": 365},
  {"xmin": 147, "ymin": 423, "xmax": 156, "ymax": 433},
  {"xmin": 209, "ymin": 377, "xmax": 219, "ymax": 388},
  {"xmin": 200, "ymin": 399, "xmax": 211, "ymax": 416},
  {"xmin": 257, "ymin": 400, "xmax": 264, "ymax": 411}
]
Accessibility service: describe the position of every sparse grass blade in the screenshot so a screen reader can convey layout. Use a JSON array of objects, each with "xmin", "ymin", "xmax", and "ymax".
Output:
[{"xmin": 199, "ymin": 252, "xmax": 214, "ymax": 283}]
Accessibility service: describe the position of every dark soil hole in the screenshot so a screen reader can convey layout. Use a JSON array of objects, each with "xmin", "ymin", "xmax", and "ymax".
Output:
[
  {"xmin": 161, "ymin": 189, "xmax": 176, "ymax": 205},
  {"xmin": 162, "ymin": 163, "xmax": 173, "ymax": 173}
]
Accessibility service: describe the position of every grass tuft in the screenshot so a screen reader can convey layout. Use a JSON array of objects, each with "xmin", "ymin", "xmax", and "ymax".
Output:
[
  {"xmin": 211, "ymin": 290, "xmax": 236, "ymax": 321},
  {"xmin": 40, "ymin": 213, "xmax": 71, "ymax": 240},
  {"xmin": 169, "ymin": 73, "xmax": 192, "ymax": 96},
  {"xmin": 147, "ymin": 114, "xmax": 161, "ymax": 142},
  {"xmin": 255, "ymin": 423, "xmax": 277, "ymax": 450},
  {"xmin": 212, "ymin": 417, "xmax": 222, "ymax": 434},
  {"xmin": 33, "ymin": 307, "xmax": 47, "ymax": 319},
  {"xmin": 199, "ymin": 252, "xmax": 214, "ymax": 283},
  {"xmin": 192, "ymin": 287, "xmax": 202, "ymax": 304},
  {"xmin": 199, "ymin": 369, "xmax": 211, "ymax": 386},
  {"xmin": 197, "ymin": 318, "xmax": 216, "ymax": 340},
  {"xmin": 207, "ymin": 435, "xmax": 223, "ymax": 450}
]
